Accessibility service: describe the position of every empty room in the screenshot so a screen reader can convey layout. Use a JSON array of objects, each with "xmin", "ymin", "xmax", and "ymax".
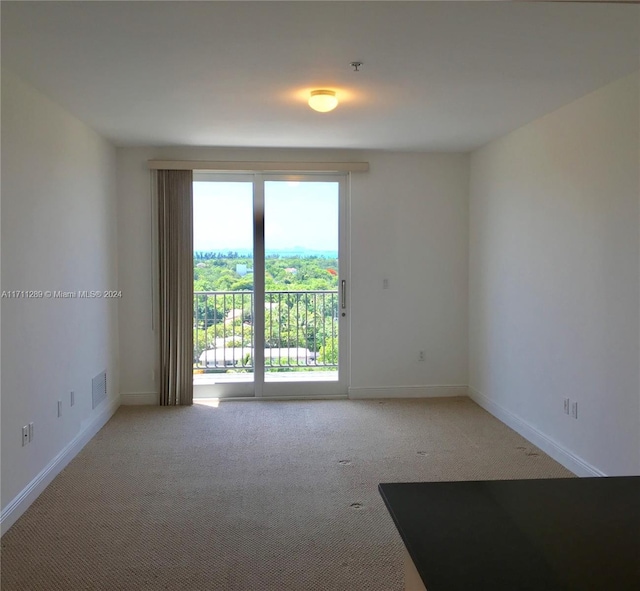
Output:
[{"xmin": 1, "ymin": 1, "xmax": 639, "ymax": 590}]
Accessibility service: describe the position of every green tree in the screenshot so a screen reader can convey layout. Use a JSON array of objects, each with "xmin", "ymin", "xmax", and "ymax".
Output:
[{"xmin": 318, "ymin": 337, "xmax": 338, "ymax": 365}]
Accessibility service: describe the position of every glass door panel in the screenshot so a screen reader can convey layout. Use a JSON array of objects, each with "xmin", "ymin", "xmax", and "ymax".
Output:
[
  {"xmin": 263, "ymin": 179, "xmax": 346, "ymax": 396},
  {"xmin": 193, "ymin": 178, "xmax": 255, "ymax": 397}
]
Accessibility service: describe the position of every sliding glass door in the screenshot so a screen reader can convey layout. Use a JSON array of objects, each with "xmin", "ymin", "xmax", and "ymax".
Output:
[{"xmin": 193, "ymin": 173, "xmax": 349, "ymax": 398}]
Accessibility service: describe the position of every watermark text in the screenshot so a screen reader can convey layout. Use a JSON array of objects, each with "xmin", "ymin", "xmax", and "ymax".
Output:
[{"xmin": 2, "ymin": 290, "xmax": 122, "ymax": 299}]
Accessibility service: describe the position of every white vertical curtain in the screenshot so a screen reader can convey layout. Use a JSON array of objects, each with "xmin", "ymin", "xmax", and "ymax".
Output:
[{"xmin": 157, "ymin": 169, "xmax": 194, "ymax": 405}]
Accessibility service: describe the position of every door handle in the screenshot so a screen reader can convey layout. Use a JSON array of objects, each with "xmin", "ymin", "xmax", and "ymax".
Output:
[{"xmin": 341, "ymin": 280, "xmax": 346, "ymax": 309}]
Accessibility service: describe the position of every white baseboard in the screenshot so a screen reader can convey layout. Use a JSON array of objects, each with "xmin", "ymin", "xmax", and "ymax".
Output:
[
  {"xmin": 1, "ymin": 396, "xmax": 121, "ymax": 536},
  {"xmin": 468, "ymin": 387, "xmax": 605, "ymax": 477},
  {"xmin": 121, "ymin": 392, "xmax": 158, "ymax": 405},
  {"xmin": 348, "ymin": 385, "xmax": 468, "ymax": 399}
]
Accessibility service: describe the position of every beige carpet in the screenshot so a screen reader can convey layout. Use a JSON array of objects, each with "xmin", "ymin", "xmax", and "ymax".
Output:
[{"xmin": 1, "ymin": 398, "xmax": 573, "ymax": 590}]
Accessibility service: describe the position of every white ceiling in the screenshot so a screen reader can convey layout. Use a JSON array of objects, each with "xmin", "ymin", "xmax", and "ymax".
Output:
[{"xmin": 2, "ymin": 1, "xmax": 638, "ymax": 151}]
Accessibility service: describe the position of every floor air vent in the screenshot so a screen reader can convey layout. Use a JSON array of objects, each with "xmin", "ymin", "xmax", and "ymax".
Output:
[{"xmin": 92, "ymin": 370, "xmax": 107, "ymax": 409}]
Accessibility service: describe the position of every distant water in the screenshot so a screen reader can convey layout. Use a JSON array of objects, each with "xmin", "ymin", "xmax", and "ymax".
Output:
[{"xmin": 195, "ymin": 249, "xmax": 338, "ymax": 258}]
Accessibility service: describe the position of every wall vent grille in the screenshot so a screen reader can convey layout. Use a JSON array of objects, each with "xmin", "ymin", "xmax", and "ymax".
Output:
[{"xmin": 92, "ymin": 370, "xmax": 107, "ymax": 409}]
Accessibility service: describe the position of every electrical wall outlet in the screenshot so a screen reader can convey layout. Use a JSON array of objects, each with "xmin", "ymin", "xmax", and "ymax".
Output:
[
  {"xmin": 70, "ymin": 391, "xmax": 75, "ymax": 407},
  {"xmin": 570, "ymin": 401, "xmax": 578, "ymax": 419},
  {"xmin": 28, "ymin": 422, "xmax": 34, "ymax": 442},
  {"xmin": 419, "ymin": 350, "xmax": 425, "ymax": 362},
  {"xmin": 57, "ymin": 400, "xmax": 63, "ymax": 418},
  {"xmin": 383, "ymin": 278, "xmax": 389, "ymax": 289},
  {"xmin": 563, "ymin": 398, "xmax": 570, "ymax": 415},
  {"xmin": 22, "ymin": 426, "xmax": 29, "ymax": 446}
]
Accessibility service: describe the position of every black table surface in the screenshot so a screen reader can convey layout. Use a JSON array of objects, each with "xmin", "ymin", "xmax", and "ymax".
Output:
[{"xmin": 379, "ymin": 477, "xmax": 640, "ymax": 591}]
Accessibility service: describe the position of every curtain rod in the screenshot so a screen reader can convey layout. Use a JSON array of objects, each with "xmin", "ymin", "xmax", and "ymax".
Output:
[{"xmin": 147, "ymin": 160, "xmax": 369, "ymax": 172}]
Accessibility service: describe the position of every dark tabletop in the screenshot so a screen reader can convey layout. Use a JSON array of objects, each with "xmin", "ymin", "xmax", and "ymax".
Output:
[{"xmin": 379, "ymin": 477, "xmax": 640, "ymax": 591}]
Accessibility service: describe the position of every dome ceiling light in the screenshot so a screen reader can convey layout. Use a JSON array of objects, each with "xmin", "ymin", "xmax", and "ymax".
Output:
[
  {"xmin": 306, "ymin": 62, "xmax": 361, "ymax": 112},
  {"xmin": 308, "ymin": 90, "xmax": 338, "ymax": 113}
]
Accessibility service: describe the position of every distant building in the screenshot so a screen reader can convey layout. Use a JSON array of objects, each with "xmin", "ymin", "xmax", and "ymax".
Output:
[
  {"xmin": 199, "ymin": 348, "xmax": 251, "ymax": 368},
  {"xmin": 284, "ymin": 267, "xmax": 297, "ymax": 274},
  {"xmin": 236, "ymin": 264, "xmax": 248, "ymax": 276},
  {"xmin": 199, "ymin": 347, "xmax": 317, "ymax": 368}
]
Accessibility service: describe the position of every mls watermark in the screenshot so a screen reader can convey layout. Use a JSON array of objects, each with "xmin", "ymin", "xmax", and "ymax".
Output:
[{"xmin": 2, "ymin": 290, "xmax": 123, "ymax": 299}]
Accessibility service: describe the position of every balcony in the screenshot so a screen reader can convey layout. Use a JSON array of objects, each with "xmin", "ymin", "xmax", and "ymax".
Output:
[{"xmin": 194, "ymin": 290, "xmax": 339, "ymax": 383}]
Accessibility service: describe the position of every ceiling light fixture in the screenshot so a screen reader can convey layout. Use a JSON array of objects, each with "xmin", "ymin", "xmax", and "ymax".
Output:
[{"xmin": 308, "ymin": 90, "xmax": 338, "ymax": 113}]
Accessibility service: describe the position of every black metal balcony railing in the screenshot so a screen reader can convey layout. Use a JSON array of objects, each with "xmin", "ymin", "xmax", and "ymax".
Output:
[{"xmin": 194, "ymin": 290, "xmax": 338, "ymax": 372}]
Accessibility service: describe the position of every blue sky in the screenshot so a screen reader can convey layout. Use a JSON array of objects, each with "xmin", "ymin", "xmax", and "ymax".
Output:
[{"xmin": 193, "ymin": 181, "xmax": 339, "ymax": 253}]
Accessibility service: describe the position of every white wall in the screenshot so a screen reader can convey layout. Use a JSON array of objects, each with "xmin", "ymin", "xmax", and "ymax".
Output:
[
  {"xmin": 1, "ymin": 70, "xmax": 120, "ymax": 523},
  {"xmin": 350, "ymin": 152, "xmax": 469, "ymax": 394},
  {"xmin": 469, "ymin": 72, "xmax": 640, "ymax": 476},
  {"xmin": 117, "ymin": 148, "xmax": 469, "ymax": 401}
]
